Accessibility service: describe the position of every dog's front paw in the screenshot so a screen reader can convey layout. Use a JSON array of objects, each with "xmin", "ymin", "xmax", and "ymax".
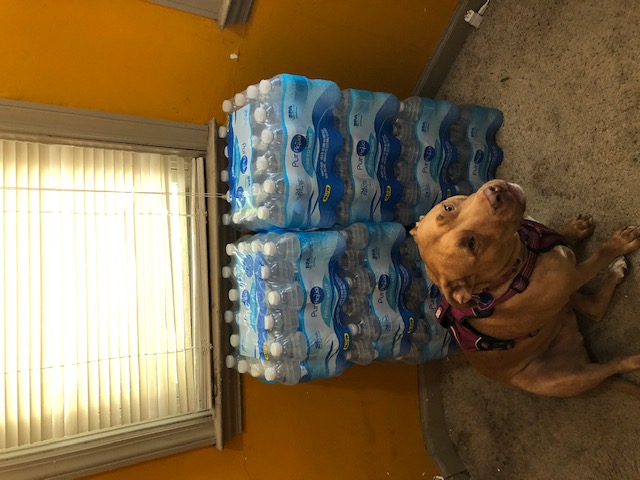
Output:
[
  {"xmin": 603, "ymin": 226, "xmax": 640, "ymax": 257},
  {"xmin": 561, "ymin": 214, "xmax": 595, "ymax": 244}
]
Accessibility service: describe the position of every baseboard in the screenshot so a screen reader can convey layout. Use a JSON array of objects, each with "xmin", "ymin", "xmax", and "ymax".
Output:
[{"xmin": 413, "ymin": 0, "xmax": 487, "ymax": 98}]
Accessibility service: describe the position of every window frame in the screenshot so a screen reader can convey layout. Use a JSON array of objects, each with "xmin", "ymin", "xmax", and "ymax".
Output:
[{"xmin": 0, "ymin": 98, "xmax": 242, "ymax": 478}]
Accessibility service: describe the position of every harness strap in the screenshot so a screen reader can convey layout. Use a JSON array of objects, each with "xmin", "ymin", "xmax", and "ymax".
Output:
[{"xmin": 435, "ymin": 219, "xmax": 568, "ymax": 352}]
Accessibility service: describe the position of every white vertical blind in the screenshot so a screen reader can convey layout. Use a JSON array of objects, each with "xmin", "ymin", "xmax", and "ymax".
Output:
[{"xmin": 0, "ymin": 139, "xmax": 207, "ymax": 450}]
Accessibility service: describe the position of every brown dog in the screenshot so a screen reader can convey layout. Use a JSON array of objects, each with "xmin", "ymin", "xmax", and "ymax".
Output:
[{"xmin": 411, "ymin": 179, "xmax": 640, "ymax": 397}]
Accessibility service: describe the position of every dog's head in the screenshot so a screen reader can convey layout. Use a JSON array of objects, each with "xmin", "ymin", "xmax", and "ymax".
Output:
[{"xmin": 411, "ymin": 180, "xmax": 527, "ymax": 307}]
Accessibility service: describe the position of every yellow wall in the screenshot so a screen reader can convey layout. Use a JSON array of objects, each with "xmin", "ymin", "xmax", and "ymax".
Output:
[
  {"xmin": 1, "ymin": 0, "xmax": 456, "ymax": 478},
  {"xmin": 0, "ymin": 0, "xmax": 455, "ymax": 125}
]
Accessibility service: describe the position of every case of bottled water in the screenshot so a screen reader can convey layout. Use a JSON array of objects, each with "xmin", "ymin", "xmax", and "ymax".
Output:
[
  {"xmin": 395, "ymin": 236, "xmax": 456, "ymax": 364},
  {"xmin": 332, "ymin": 90, "xmax": 403, "ymax": 225},
  {"xmin": 392, "ymin": 97, "xmax": 459, "ymax": 226},
  {"xmin": 446, "ymin": 104, "xmax": 504, "ymax": 193},
  {"xmin": 223, "ymin": 223, "xmax": 434, "ymax": 384},
  {"xmin": 222, "ymin": 74, "xmax": 344, "ymax": 231}
]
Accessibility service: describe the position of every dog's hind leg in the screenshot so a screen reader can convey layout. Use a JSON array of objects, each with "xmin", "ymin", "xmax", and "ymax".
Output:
[
  {"xmin": 570, "ymin": 256, "xmax": 628, "ymax": 322},
  {"xmin": 510, "ymin": 310, "xmax": 640, "ymax": 398}
]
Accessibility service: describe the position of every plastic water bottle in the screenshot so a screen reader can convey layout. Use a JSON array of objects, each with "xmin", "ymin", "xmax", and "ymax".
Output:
[
  {"xmin": 256, "ymin": 202, "xmax": 286, "ymax": 225},
  {"xmin": 266, "ymin": 283, "xmax": 305, "ymax": 310},
  {"xmin": 258, "ymin": 75, "xmax": 285, "ymax": 98},
  {"xmin": 344, "ymin": 267, "xmax": 375, "ymax": 295},
  {"xmin": 268, "ymin": 331, "xmax": 307, "ymax": 360},
  {"xmin": 336, "ymin": 199, "xmax": 351, "ymax": 225},
  {"xmin": 340, "ymin": 223, "xmax": 369, "ymax": 250},
  {"xmin": 342, "ymin": 295, "xmax": 370, "ymax": 318},
  {"xmin": 343, "ymin": 311, "xmax": 381, "ymax": 341},
  {"xmin": 221, "ymin": 84, "xmax": 259, "ymax": 113},
  {"xmin": 394, "ymin": 202, "xmax": 414, "ymax": 226},
  {"xmin": 259, "ymin": 259, "xmax": 295, "ymax": 283},
  {"xmin": 263, "ymin": 233, "xmax": 302, "ymax": 260},
  {"xmin": 264, "ymin": 309, "xmax": 299, "ymax": 333},
  {"xmin": 339, "ymin": 249, "xmax": 365, "ymax": 270},
  {"xmin": 253, "ymin": 104, "xmax": 281, "ymax": 125},
  {"xmin": 253, "ymin": 153, "xmax": 283, "ymax": 179},
  {"xmin": 263, "ymin": 360, "xmax": 303, "ymax": 385},
  {"xmin": 400, "ymin": 238, "xmax": 420, "ymax": 262},
  {"xmin": 393, "ymin": 118, "xmax": 414, "ymax": 142},
  {"xmin": 401, "ymin": 182, "xmax": 419, "ymax": 205},
  {"xmin": 260, "ymin": 127, "xmax": 285, "ymax": 146},
  {"xmin": 398, "ymin": 97, "xmax": 423, "ymax": 122},
  {"xmin": 345, "ymin": 340, "xmax": 378, "ymax": 365}
]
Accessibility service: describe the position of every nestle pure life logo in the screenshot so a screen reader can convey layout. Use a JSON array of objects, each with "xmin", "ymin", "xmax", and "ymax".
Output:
[
  {"xmin": 290, "ymin": 134, "xmax": 307, "ymax": 154},
  {"xmin": 356, "ymin": 140, "xmax": 370, "ymax": 157},
  {"xmin": 309, "ymin": 286, "xmax": 325, "ymax": 304}
]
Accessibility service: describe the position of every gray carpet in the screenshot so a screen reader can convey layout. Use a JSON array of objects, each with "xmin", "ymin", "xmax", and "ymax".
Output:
[{"xmin": 432, "ymin": 1, "xmax": 640, "ymax": 479}]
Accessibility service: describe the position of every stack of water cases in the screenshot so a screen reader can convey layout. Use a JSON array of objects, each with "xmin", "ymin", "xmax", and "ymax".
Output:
[
  {"xmin": 221, "ymin": 74, "xmax": 344, "ymax": 231},
  {"xmin": 223, "ymin": 223, "xmax": 421, "ymax": 385},
  {"xmin": 218, "ymin": 74, "xmax": 505, "ymax": 384}
]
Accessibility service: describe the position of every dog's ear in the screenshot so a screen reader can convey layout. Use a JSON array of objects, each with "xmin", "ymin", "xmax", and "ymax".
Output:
[{"xmin": 442, "ymin": 279, "xmax": 474, "ymax": 307}]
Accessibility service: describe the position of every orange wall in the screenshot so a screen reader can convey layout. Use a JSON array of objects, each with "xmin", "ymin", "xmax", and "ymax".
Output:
[
  {"xmin": 0, "ymin": 0, "xmax": 455, "ymax": 125},
  {"xmin": 0, "ymin": 0, "xmax": 456, "ymax": 478}
]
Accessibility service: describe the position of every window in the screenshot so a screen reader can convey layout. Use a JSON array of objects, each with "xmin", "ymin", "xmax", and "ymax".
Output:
[{"xmin": 0, "ymin": 100, "xmax": 241, "ymax": 479}]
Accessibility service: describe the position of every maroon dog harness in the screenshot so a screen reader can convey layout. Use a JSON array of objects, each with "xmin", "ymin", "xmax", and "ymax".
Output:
[{"xmin": 434, "ymin": 219, "xmax": 568, "ymax": 351}]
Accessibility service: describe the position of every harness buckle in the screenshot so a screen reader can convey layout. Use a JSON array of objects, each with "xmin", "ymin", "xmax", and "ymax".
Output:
[{"xmin": 511, "ymin": 273, "xmax": 530, "ymax": 293}]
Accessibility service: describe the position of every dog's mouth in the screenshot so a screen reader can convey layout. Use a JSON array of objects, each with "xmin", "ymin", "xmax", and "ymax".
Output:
[{"xmin": 506, "ymin": 182, "xmax": 526, "ymax": 207}]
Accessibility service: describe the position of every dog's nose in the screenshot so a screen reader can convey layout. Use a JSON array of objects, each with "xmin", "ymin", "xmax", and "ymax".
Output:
[{"xmin": 483, "ymin": 182, "xmax": 507, "ymax": 209}]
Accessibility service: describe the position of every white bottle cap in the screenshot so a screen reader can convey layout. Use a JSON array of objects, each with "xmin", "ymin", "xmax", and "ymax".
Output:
[
  {"xmin": 222, "ymin": 99, "xmax": 234, "ymax": 113},
  {"xmin": 218, "ymin": 125, "xmax": 228, "ymax": 138},
  {"xmin": 261, "ymin": 129, "xmax": 275, "ymax": 144},
  {"xmin": 263, "ymin": 314, "xmax": 274, "ymax": 330},
  {"xmin": 256, "ymin": 155, "xmax": 268, "ymax": 171},
  {"xmin": 270, "ymin": 341, "xmax": 284, "ymax": 357},
  {"xmin": 250, "ymin": 364, "xmax": 264, "ymax": 378},
  {"xmin": 229, "ymin": 333, "xmax": 240, "ymax": 348},
  {"xmin": 223, "ymin": 146, "xmax": 229, "ymax": 158},
  {"xmin": 221, "ymin": 266, "xmax": 232, "ymax": 278},
  {"xmin": 251, "ymin": 183, "xmax": 263, "ymax": 196},
  {"xmin": 225, "ymin": 243, "xmax": 237, "ymax": 256},
  {"xmin": 254, "ymin": 107, "xmax": 267, "ymax": 123},
  {"xmin": 260, "ymin": 266, "xmax": 271, "ymax": 279},
  {"xmin": 225, "ymin": 355, "xmax": 236, "ymax": 369},
  {"xmin": 228, "ymin": 289, "xmax": 239, "ymax": 302},
  {"xmin": 251, "ymin": 239, "xmax": 263, "ymax": 253},
  {"xmin": 220, "ymin": 169, "xmax": 229, "ymax": 182},
  {"xmin": 262, "ymin": 178, "xmax": 276, "ymax": 194},
  {"xmin": 237, "ymin": 359, "xmax": 249, "ymax": 374},
  {"xmin": 347, "ymin": 323, "xmax": 359, "ymax": 336},
  {"xmin": 264, "ymin": 366, "xmax": 277, "ymax": 382},
  {"xmin": 246, "ymin": 85, "xmax": 259, "ymax": 99},
  {"xmin": 234, "ymin": 93, "xmax": 247, "ymax": 107},
  {"xmin": 267, "ymin": 290, "xmax": 282, "ymax": 305},
  {"xmin": 251, "ymin": 135, "xmax": 262, "ymax": 149},
  {"xmin": 263, "ymin": 242, "xmax": 276, "ymax": 256},
  {"xmin": 399, "ymin": 101, "xmax": 406, "ymax": 112},
  {"xmin": 257, "ymin": 206, "xmax": 270, "ymax": 220},
  {"xmin": 259, "ymin": 79, "xmax": 272, "ymax": 94},
  {"xmin": 224, "ymin": 310, "xmax": 235, "ymax": 323},
  {"xmin": 222, "ymin": 213, "xmax": 232, "ymax": 225},
  {"xmin": 238, "ymin": 242, "xmax": 252, "ymax": 254},
  {"xmin": 345, "ymin": 277, "xmax": 354, "ymax": 289}
]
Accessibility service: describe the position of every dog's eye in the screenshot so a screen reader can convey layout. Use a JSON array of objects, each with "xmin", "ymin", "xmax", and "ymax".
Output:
[
  {"xmin": 443, "ymin": 204, "xmax": 454, "ymax": 212},
  {"xmin": 468, "ymin": 237, "xmax": 476, "ymax": 250}
]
